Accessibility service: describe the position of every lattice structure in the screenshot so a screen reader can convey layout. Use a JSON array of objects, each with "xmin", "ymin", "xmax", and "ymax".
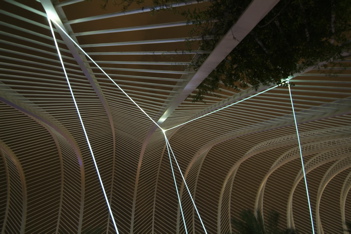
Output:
[
  {"xmin": 1, "ymin": 0, "xmax": 351, "ymax": 233},
  {"xmin": 0, "ymin": 141, "xmax": 27, "ymax": 234},
  {"xmin": 341, "ymin": 172, "xmax": 351, "ymax": 234},
  {"xmin": 255, "ymin": 138, "xmax": 351, "ymax": 213},
  {"xmin": 316, "ymin": 157, "xmax": 351, "ymax": 233},
  {"xmin": 287, "ymin": 147, "xmax": 351, "ymax": 228}
]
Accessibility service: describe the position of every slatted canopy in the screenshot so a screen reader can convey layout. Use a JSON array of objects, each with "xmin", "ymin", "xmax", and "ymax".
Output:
[{"xmin": 1, "ymin": 0, "xmax": 351, "ymax": 233}]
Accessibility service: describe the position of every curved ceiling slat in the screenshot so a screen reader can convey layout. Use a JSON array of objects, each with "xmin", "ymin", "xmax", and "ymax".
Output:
[
  {"xmin": 287, "ymin": 147, "xmax": 351, "ymax": 228},
  {"xmin": 1, "ymin": 0, "xmax": 351, "ymax": 233},
  {"xmin": 0, "ymin": 141, "xmax": 27, "ymax": 234},
  {"xmin": 340, "ymin": 172, "xmax": 351, "ymax": 232},
  {"xmin": 255, "ymin": 137, "xmax": 351, "ymax": 213},
  {"xmin": 316, "ymin": 157, "xmax": 351, "ymax": 234}
]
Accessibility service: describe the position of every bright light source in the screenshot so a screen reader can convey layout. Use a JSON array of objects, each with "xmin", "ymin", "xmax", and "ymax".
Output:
[{"xmin": 46, "ymin": 10, "xmax": 57, "ymax": 22}]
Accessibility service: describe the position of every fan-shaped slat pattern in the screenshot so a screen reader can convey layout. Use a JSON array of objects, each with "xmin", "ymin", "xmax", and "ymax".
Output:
[{"xmin": 1, "ymin": 0, "xmax": 350, "ymax": 233}]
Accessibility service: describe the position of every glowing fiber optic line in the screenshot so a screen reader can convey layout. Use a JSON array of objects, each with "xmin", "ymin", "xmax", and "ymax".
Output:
[
  {"xmin": 163, "ymin": 132, "xmax": 188, "ymax": 234},
  {"xmin": 163, "ymin": 134, "xmax": 208, "ymax": 234},
  {"xmin": 165, "ymin": 85, "xmax": 279, "ymax": 131},
  {"xmin": 50, "ymin": 20, "xmax": 163, "ymax": 131},
  {"xmin": 288, "ymin": 82, "xmax": 315, "ymax": 234},
  {"xmin": 47, "ymin": 17, "xmax": 120, "ymax": 234}
]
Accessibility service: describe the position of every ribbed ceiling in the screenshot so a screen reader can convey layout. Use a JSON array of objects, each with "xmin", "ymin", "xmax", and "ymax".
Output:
[{"xmin": 1, "ymin": 0, "xmax": 351, "ymax": 233}]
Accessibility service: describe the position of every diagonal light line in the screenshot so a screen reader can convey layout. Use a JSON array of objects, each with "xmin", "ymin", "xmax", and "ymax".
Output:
[
  {"xmin": 165, "ymin": 85, "xmax": 279, "ymax": 131},
  {"xmin": 163, "ymin": 132, "xmax": 188, "ymax": 234},
  {"xmin": 47, "ymin": 17, "xmax": 120, "ymax": 234},
  {"xmin": 288, "ymin": 82, "xmax": 315, "ymax": 234},
  {"xmin": 49, "ymin": 19, "xmax": 163, "ymax": 131},
  {"xmin": 163, "ymin": 132, "xmax": 208, "ymax": 234}
]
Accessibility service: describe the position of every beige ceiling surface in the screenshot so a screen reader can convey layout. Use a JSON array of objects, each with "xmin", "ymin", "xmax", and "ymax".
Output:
[{"xmin": 1, "ymin": 0, "xmax": 351, "ymax": 233}]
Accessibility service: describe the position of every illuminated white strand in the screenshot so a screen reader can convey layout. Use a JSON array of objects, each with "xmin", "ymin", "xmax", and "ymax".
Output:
[
  {"xmin": 163, "ymin": 132, "xmax": 188, "ymax": 234},
  {"xmin": 165, "ymin": 85, "xmax": 278, "ymax": 131},
  {"xmin": 288, "ymin": 82, "xmax": 315, "ymax": 234},
  {"xmin": 47, "ymin": 12, "xmax": 310, "ymax": 234},
  {"xmin": 163, "ymin": 133, "xmax": 208, "ymax": 234},
  {"xmin": 50, "ymin": 20, "xmax": 163, "ymax": 131},
  {"xmin": 48, "ymin": 17, "xmax": 120, "ymax": 234}
]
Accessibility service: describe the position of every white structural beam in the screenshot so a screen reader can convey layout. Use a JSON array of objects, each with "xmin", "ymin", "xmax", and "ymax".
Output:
[
  {"xmin": 156, "ymin": 0, "xmax": 280, "ymax": 125},
  {"xmin": 75, "ymin": 21, "xmax": 193, "ymax": 37},
  {"xmin": 40, "ymin": 0, "xmax": 117, "ymax": 163},
  {"xmin": 64, "ymin": 0, "xmax": 204, "ymax": 24},
  {"xmin": 92, "ymin": 60, "xmax": 190, "ymax": 66},
  {"xmin": 88, "ymin": 50, "xmax": 210, "ymax": 55},
  {"xmin": 94, "ymin": 66, "xmax": 191, "ymax": 75},
  {"xmin": 130, "ymin": 2, "xmax": 279, "ymax": 229},
  {"xmin": 55, "ymin": 0, "xmax": 84, "ymax": 7},
  {"xmin": 40, "ymin": 2, "xmax": 119, "ymax": 232},
  {"xmin": 80, "ymin": 37, "xmax": 207, "ymax": 48}
]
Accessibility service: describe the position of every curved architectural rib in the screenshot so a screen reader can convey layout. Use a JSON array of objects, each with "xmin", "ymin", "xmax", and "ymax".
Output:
[
  {"xmin": 178, "ymin": 107, "xmax": 351, "ymax": 233},
  {"xmin": 131, "ymin": 1, "xmax": 280, "ymax": 229},
  {"xmin": 1, "ymin": 1, "xmax": 350, "ymax": 233},
  {"xmin": 41, "ymin": 0, "xmax": 116, "ymax": 179},
  {"xmin": 287, "ymin": 147, "xmax": 351, "ymax": 228},
  {"xmin": 255, "ymin": 137, "xmax": 351, "ymax": 215},
  {"xmin": 39, "ymin": 5, "xmax": 117, "ymax": 229},
  {"xmin": 0, "ymin": 87, "xmax": 85, "ymax": 232},
  {"xmin": 0, "ymin": 141, "xmax": 27, "ymax": 234},
  {"xmin": 340, "ymin": 172, "xmax": 351, "ymax": 234},
  {"xmin": 150, "ymin": 139, "xmax": 169, "ymax": 233},
  {"xmin": 190, "ymin": 96, "xmax": 351, "ymax": 171},
  {"xmin": 50, "ymin": 133, "xmax": 65, "ymax": 234},
  {"xmin": 51, "ymin": 131, "xmax": 86, "ymax": 233},
  {"xmin": 206, "ymin": 126, "xmax": 351, "ymax": 232},
  {"xmin": 316, "ymin": 157, "xmax": 351, "ymax": 234},
  {"xmin": 216, "ymin": 127, "xmax": 351, "ymax": 233},
  {"xmin": 177, "ymin": 149, "xmax": 209, "ymax": 233},
  {"xmin": 150, "ymin": 144, "xmax": 164, "ymax": 232},
  {"xmin": 130, "ymin": 125, "xmax": 159, "ymax": 232},
  {"xmin": 246, "ymin": 126, "xmax": 351, "ymax": 159}
]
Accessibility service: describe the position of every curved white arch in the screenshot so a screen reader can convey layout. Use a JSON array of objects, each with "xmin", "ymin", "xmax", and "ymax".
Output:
[
  {"xmin": 172, "ymin": 124, "xmax": 351, "ymax": 233},
  {"xmin": 287, "ymin": 147, "xmax": 351, "ymax": 228},
  {"xmin": 340, "ymin": 172, "xmax": 351, "ymax": 234},
  {"xmin": 38, "ymin": 126, "xmax": 85, "ymax": 233},
  {"xmin": 0, "ymin": 140, "xmax": 27, "ymax": 234},
  {"xmin": 131, "ymin": 125, "xmax": 159, "ymax": 233},
  {"xmin": 0, "ymin": 92, "xmax": 86, "ymax": 232},
  {"xmin": 255, "ymin": 137, "xmax": 351, "ymax": 217},
  {"xmin": 151, "ymin": 138, "xmax": 170, "ymax": 233},
  {"xmin": 216, "ymin": 128, "xmax": 351, "ymax": 233},
  {"xmin": 247, "ymin": 126, "xmax": 351, "ymax": 159},
  {"xmin": 50, "ymin": 132, "xmax": 65, "ymax": 234},
  {"xmin": 151, "ymin": 88, "xmax": 351, "ymax": 233},
  {"xmin": 177, "ymin": 149, "xmax": 209, "ymax": 233},
  {"xmin": 316, "ymin": 157, "xmax": 351, "ymax": 234}
]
